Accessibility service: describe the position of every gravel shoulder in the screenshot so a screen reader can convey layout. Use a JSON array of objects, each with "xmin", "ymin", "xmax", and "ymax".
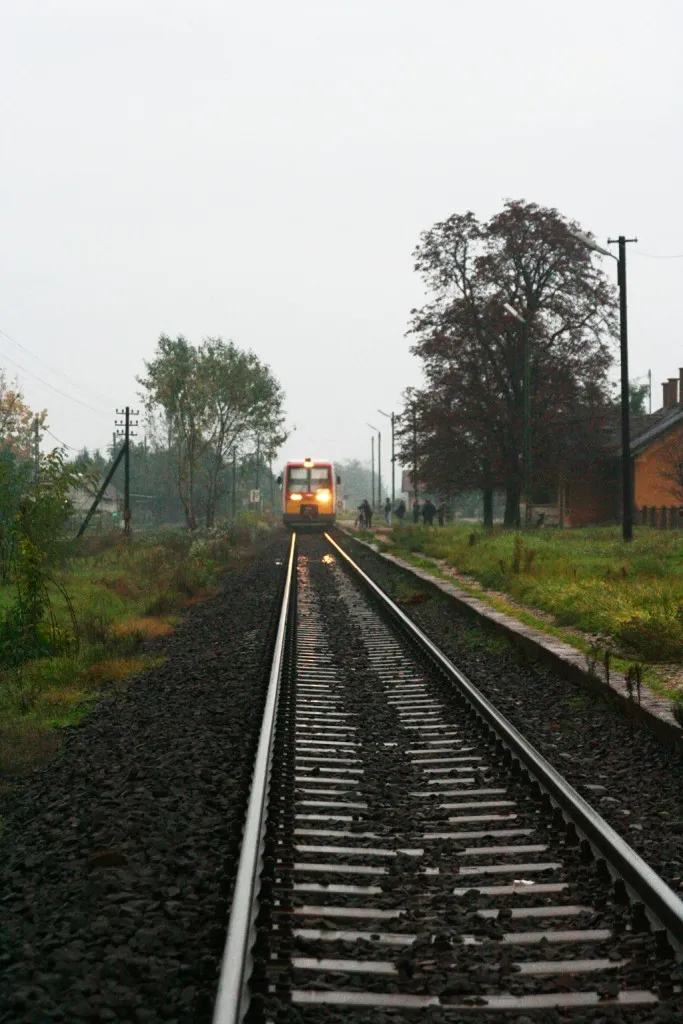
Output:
[
  {"xmin": 0, "ymin": 529, "xmax": 290, "ymax": 1024},
  {"xmin": 333, "ymin": 530, "xmax": 683, "ymax": 899}
]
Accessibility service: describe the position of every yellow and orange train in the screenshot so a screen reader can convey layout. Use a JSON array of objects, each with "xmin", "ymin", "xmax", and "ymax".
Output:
[{"xmin": 278, "ymin": 458, "xmax": 339, "ymax": 528}]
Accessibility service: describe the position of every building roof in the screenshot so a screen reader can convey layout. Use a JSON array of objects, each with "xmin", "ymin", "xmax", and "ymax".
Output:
[{"xmin": 629, "ymin": 404, "xmax": 683, "ymax": 455}]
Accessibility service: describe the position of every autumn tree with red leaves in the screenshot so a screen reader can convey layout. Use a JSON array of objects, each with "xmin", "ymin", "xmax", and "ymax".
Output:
[{"xmin": 402, "ymin": 200, "xmax": 618, "ymax": 525}]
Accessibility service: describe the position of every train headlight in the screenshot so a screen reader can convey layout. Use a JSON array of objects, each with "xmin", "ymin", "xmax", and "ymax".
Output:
[
  {"xmin": 290, "ymin": 493, "xmax": 302, "ymax": 502},
  {"xmin": 316, "ymin": 489, "xmax": 331, "ymax": 503}
]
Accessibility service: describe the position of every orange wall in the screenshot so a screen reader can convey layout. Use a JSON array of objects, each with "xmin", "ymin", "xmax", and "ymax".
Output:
[
  {"xmin": 564, "ymin": 465, "xmax": 619, "ymax": 527},
  {"xmin": 634, "ymin": 423, "xmax": 683, "ymax": 508}
]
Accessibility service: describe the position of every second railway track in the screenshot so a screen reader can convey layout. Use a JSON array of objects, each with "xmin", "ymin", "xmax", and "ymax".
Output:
[{"xmin": 214, "ymin": 531, "xmax": 683, "ymax": 1022}]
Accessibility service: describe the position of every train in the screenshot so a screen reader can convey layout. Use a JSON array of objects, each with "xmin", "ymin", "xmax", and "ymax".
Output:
[{"xmin": 278, "ymin": 458, "xmax": 340, "ymax": 528}]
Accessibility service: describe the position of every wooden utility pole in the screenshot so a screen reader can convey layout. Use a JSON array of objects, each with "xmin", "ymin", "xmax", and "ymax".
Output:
[{"xmin": 115, "ymin": 406, "xmax": 139, "ymax": 535}]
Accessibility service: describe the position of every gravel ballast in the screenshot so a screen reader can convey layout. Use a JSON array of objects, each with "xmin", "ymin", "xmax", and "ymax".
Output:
[
  {"xmin": 0, "ymin": 530, "xmax": 290, "ymax": 1024},
  {"xmin": 333, "ymin": 532, "xmax": 683, "ymax": 899}
]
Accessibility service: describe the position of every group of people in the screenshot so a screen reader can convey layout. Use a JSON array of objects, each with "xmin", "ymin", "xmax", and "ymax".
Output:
[{"xmin": 356, "ymin": 497, "xmax": 447, "ymax": 529}]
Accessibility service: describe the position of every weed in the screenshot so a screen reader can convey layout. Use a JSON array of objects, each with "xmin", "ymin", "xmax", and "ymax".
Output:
[
  {"xmin": 565, "ymin": 694, "xmax": 585, "ymax": 711},
  {"xmin": 585, "ymin": 639, "xmax": 603, "ymax": 679},
  {"xmin": 673, "ymin": 702, "xmax": 683, "ymax": 729}
]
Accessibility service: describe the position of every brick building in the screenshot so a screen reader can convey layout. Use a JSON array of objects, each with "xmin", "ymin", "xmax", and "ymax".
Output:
[{"xmin": 560, "ymin": 367, "xmax": 683, "ymax": 527}]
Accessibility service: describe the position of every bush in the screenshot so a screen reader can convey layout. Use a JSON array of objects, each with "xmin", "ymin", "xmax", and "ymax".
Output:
[{"xmin": 614, "ymin": 609, "xmax": 683, "ymax": 663}]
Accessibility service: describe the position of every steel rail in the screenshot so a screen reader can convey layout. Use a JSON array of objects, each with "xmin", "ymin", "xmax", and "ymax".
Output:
[
  {"xmin": 213, "ymin": 531, "xmax": 297, "ymax": 1024},
  {"xmin": 325, "ymin": 531, "xmax": 683, "ymax": 954}
]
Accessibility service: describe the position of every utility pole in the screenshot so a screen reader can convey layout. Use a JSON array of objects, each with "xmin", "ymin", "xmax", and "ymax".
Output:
[
  {"xmin": 378, "ymin": 409, "xmax": 396, "ymax": 514},
  {"xmin": 412, "ymin": 404, "xmax": 418, "ymax": 508},
  {"xmin": 370, "ymin": 435, "xmax": 375, "ymax": 510},
  {"xmin": 390, "ymin": 412, "xmax": 395, "ymax": 508},
  {"xmin": 503, "ymin": 303, "xmax": 530, "ymax": 525},
  {"xmin": 232, "ymin": 448, "xmax": 237, "ymax": 520},
  {"xmin": 377, "ymin": 430, "xmax": 382, "ymax": 509},
  {"xmin": 608, "ymin": 235, "xmax": 638, "ymax": 542},
  {"xmin": 115, "ymin": 406, "xmax": 139, "ymax": 536},
  {"xmin": 572, "ymin": 230, "xmax": 637, "ymax": 542},
  {"xmin": 33, "ymin": 416, "xmax": 40, "ymax": 482}
]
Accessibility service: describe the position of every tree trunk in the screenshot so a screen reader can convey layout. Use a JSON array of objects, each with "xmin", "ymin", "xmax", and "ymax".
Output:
[
  {"xmin": 482, "ymin": 459, "xmax": 494, "ymax": 528},
  {"xmin": 482, "ymin": 488, "xmax": 493, "ymax": 528},
  {"xmin": 504, "ymin": 482, "xmax": 521, "ymax": 527}
]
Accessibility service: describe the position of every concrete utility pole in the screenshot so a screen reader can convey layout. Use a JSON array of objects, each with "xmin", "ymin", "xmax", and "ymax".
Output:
[
  {"xmin": 503, "ymin": 303, "xmax": 530, "ymax": 525},
  {"xmin": 572, "ymin": 230, "xmax": 637, "ymax": 542},
  {"xmin": 370, "ymin": 435, "xmax": 375, "ymax": 510},
  {"xmin": 412, "ymin": 404, "xmax": 418, "ymax": 507},
  {"xmin": 610, "ymin": 235, "xmax": 637, "ymax": 542},
  {"xmin": 368, "ymin": 423, "xmax": 381, "ymax": 511},
  {"xmin": 379, "ymin": 410, "xmax": 396, "ymax": 511},
  {"xmin": 115, "ymin": 406, "xmax": 139, "ymax": 535}
]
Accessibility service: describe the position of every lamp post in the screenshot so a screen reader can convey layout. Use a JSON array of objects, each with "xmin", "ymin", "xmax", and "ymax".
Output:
[
  {"xmin": 370, "ymin": 435, "xmax": 375, "ymax": 509},
  {"xmin": 503, "ymin": 302, "xmax": 531, "ymax": 525},
  {"xmin": 367, "ymin": 422, "xmax": 381, "ymax": 511},
  {"xmin": 378, "ymin": 409, "xmax": 395, "ymax": 513},
  {"xmin": 572, "ymin": 231, "xmax": 637, "ymax": 542}
]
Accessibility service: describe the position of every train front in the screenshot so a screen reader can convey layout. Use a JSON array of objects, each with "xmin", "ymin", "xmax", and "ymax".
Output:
[{"xmin": 282, "ymin": 459, "xmax": 336, "ymax": 528}]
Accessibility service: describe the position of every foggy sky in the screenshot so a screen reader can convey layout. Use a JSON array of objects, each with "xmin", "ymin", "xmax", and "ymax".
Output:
[{"xmin": 1, "ymin": 0, "xmax": 682, "ymax": 492}]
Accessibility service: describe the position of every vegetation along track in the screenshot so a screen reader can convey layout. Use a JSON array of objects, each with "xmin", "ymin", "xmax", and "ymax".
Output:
[{"xmin": 214, "ymin": 532, "xmax": 683, "ymax": 1023}]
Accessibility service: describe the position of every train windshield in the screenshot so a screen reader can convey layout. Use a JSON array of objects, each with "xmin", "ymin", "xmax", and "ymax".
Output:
[
  {"xmin": 287, "ymin": 467, "xmax": 309, "ymax": 494},
  {"xmin": 287, "ymin": 465, "xmax": 332, "ymax": 493},
  {"xmin": 311, "ymin": 467, "xmax": 331, "ymax": 488}
]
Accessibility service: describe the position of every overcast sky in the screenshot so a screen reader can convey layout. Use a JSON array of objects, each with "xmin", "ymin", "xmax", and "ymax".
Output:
[{"xmin": 1, "ymin": 0, "xmax": 681, "ymax": 490}]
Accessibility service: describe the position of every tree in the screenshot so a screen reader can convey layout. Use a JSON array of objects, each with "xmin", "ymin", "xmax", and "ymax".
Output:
[
  {"xmin": 200, "ymin": 338, "xmax": 286, "ymax": 527},
  {"xmin": 0, "ymin": 370, "xmax": 46, "ymax": 460},
  {"xmin": 334, "ymin": 459, "xmax": 375, "ymax": 509},
  {"xmin": 405, "ymin": 200, "xmax": 618, "ymax": 526},
  {"xmin": 137, "ymin": 336, "xmax": 210, "ymax": 530},
  {"xmin": 660, "ymin": 431, "xmax": 683, "ymax": 503},
  {"xmin": 138, "ymin": 335, "xmax": 287, "ymax": 528}
]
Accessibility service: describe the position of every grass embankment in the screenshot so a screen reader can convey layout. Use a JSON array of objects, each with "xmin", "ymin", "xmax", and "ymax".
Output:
[
  {"xmin": 364, "ymin": 523, "xmax": 683, "ymax": 698},
  {"xmin": 0, "ymin": 519, "xmax": 267, "ymax": 780}
]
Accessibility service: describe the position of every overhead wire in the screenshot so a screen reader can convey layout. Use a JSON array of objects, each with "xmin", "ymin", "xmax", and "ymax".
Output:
[
  {"xmin": 0, "ymin": 325, "xmax": 112, "ymax": 405},
  {"xmin": 0, "ymin": 347, "xmax": 110, "ymax": 417},
  {"xmin": 44, "ymin": 428, "xmax": 81, "ymax": 452},
  {"xmin": 633, "ymin": 251, "xmax": 683, "ymax": 259}
]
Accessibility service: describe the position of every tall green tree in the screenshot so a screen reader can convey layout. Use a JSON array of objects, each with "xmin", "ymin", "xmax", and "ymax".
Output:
[{"xmin": 138, "ymin": 335, "xmax": 287, "ymax": 528}]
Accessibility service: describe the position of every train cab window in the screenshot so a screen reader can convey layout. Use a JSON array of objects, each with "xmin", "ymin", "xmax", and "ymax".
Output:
[
  {"xmin": 311, "ymin": 467, "xmax": 331, "ymax": 488},
  {"xmin": 287, "ymin": 467, "xmax": 309, "ymax": 493}
]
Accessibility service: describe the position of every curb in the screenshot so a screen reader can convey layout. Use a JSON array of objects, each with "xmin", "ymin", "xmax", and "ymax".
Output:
[{"xmin": 337, "ymin": 528, "xmax": 683, "ymax": 749}]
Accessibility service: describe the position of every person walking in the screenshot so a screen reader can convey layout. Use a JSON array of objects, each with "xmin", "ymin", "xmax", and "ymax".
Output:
[
  {"xmin": 412, "ymin": 500, "xmax": 420, "ymax": 524},
  {"xmin": 384, "ymin": 497, "xmax": 392, "ymax": 524},
  {"xmin": 437, "ymin": 502, "xmax": 446, "ymax": 527},
  {"xmin": 362, "ymin": 498, "xmax": 373, "ymax": 529},
  {"xmin": 423, "ymin": 498, "xmax": 436, "ymax": 525},
  {"xmin": 395, "ymin": 499, "xmax": 406, "ymax": 522}
]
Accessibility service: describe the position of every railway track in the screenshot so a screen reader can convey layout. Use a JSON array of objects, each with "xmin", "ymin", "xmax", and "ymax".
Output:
[{"xmin": 213, "ymin": 531, "xmax": 683, "ymax": 1022}]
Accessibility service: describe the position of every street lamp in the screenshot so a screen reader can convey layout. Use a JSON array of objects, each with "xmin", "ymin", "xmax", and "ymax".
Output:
[
  {"xmin": 571, "ymin": 230, "xmax": 637, "ymax": 541},
  {"xmin": 367, "ymin": 423, "xmax": 381, "ymax": 512},
  {"xmin": 503, "ymin": 303, "xmax": 531, "ymax": 525},
  {"xmin": 378, "ymin": 409, "xmax": 395, "ymax": 514}
]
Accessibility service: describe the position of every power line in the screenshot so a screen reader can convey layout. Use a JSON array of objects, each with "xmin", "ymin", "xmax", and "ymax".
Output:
[
  {"xmin": 0, "ymin": 325, "xmax": 111, "ymax": 404},
  {"xmin": 44, "ymin": 428, "xmax": 80, "ymax": 452},
  {"xmin": 633, "ymin": 250, "xmax": 683, "ymax": 259},
  {"xmin": 0, "ymin": 347, "xmax": 109, "ymax": 417}
]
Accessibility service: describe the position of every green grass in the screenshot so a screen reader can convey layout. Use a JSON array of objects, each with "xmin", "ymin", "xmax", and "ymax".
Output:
[
  {"xmin": 382, "ymin": 522, "xmax": 683, "ymax": 682},
  {"xmin": 0, "ymin": 518, "xmax": 267, "ymax": 780}
]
